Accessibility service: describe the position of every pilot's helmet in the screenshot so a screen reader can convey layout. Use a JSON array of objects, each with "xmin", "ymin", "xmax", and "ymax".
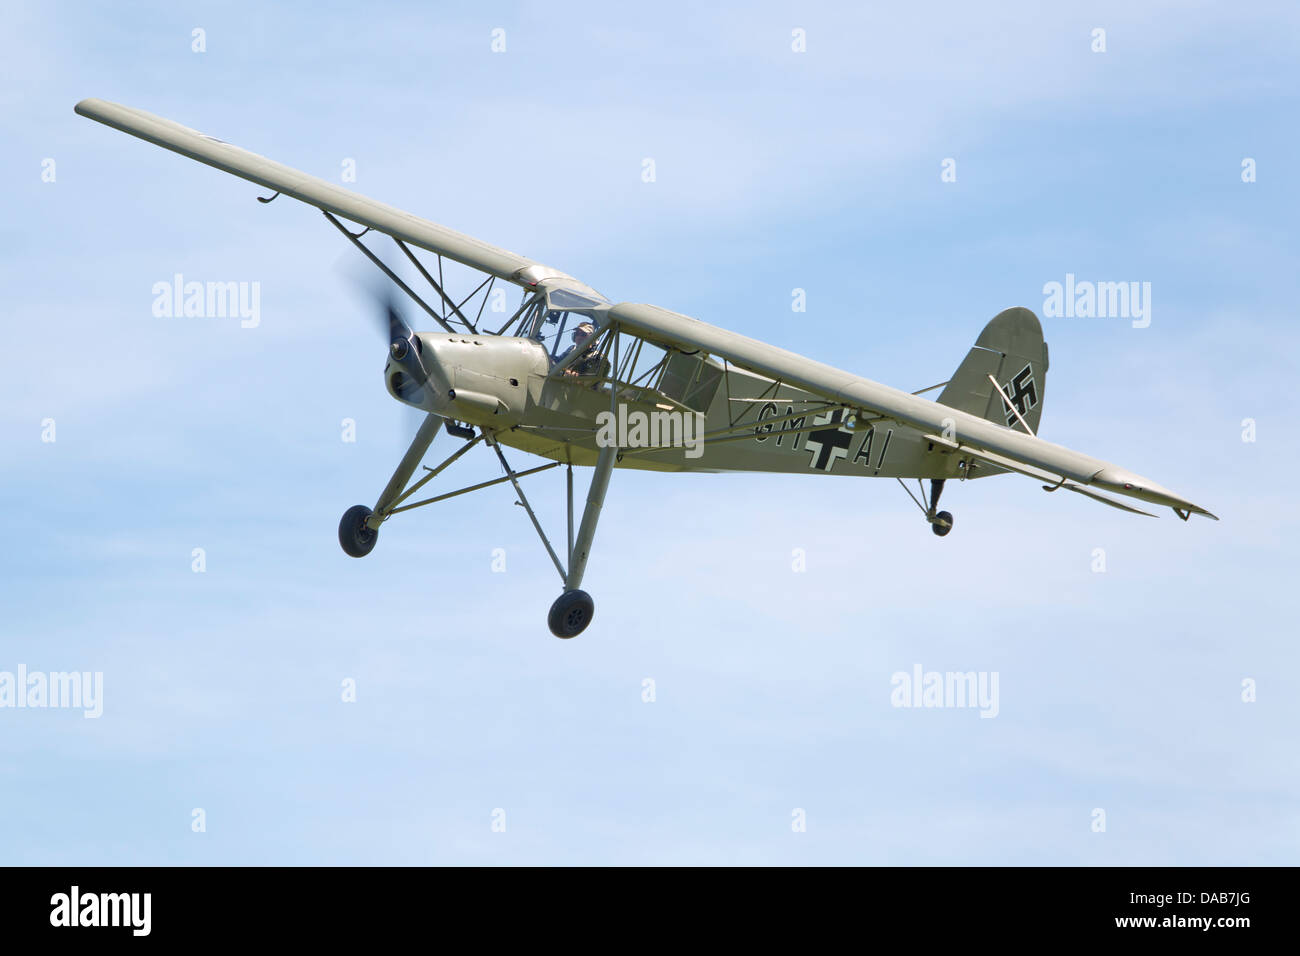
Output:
[{"xmin": 573, "ymin": 321, "xmax": 595, "ymax": 340}]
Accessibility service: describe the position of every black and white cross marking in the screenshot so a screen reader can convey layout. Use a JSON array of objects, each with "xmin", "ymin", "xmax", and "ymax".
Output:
[
  {"xmin": 1000, "ymin": 364, "xmax": 1038, "ymax": 427},
  {"xmin": 804, "ymin": 409, "xmax": 854, "ymax": 471}
]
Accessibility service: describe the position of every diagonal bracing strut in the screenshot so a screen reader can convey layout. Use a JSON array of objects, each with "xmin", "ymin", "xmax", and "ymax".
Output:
[{"xmin": 486, "ymin": 434, "xmax": 569, "ymax": 583}]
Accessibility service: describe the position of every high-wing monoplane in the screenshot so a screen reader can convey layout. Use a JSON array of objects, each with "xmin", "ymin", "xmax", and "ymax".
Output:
[{"xmin": 76, "ymin": 98, "xmax": 1217, "ymax": 638}]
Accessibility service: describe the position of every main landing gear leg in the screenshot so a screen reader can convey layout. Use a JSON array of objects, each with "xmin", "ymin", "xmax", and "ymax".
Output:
[
  {"xmin": 548, "ymin": 444, "xmax": 616, "ymax": 639},
  {"xmin": 338, "ymin": 413, "xmax": 443, "ymax": 557}
]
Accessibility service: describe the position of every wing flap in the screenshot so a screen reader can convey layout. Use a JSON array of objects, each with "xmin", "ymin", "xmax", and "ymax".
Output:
[{"xmin": 1057, "ymin": 482, "xmax": 1157, "ymax": 517}]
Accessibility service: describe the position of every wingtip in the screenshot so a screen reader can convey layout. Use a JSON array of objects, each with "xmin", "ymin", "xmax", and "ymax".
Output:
[{"xmin": 74, "ymin": 97, "xmax": 108, "ymax": 119}]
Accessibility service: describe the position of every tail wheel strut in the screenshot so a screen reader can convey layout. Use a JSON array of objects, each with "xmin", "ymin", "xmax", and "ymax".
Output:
[{"xmin": 898, "ymin": 477, "xmax": 955, "ymax": 537}]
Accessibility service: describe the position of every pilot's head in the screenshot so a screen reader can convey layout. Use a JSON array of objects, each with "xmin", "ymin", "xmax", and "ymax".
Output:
[{"xmin": 573, "ymin": 321, "xmax": 595, "ymax": 344}]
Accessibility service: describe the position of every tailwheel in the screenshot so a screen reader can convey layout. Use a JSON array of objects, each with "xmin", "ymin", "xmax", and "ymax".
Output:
[
  {"xmin": 338, "ymin": 504, "xmax": 379, "ymax": 557},
  {"xmin": 548, "ymin": 589, "xmax": 595, "ymax": 639},
  {"xmin": 898, "ymin": 477, "xmax": 956, "ymax": 538}
]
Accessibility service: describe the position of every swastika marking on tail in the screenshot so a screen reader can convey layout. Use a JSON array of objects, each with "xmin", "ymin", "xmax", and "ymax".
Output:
[{"xmin": 1001, "ymin": 364, "xmax": 1038, "ymax": 426}]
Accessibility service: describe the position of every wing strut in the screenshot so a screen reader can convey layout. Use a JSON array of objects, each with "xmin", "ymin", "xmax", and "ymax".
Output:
[
  {"xmin": 393, "ymin": 239, "xmax": 482, "ymax": 334},
  {"xmin": 323, "ymin": 211, "xmax": 456, "ymax": 334}
]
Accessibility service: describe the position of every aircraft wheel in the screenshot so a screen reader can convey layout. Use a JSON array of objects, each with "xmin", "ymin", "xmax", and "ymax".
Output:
[
  {"xmin": 338, "ymin": 505, "xmax": 379, "ymax": 557},
  {"xmin": 931, "ymin": 511, "xmax": 954, "ymax": 537},
  {"xmin": 548, "ymin": 589, "xmax": 594, "ymax": 639}
]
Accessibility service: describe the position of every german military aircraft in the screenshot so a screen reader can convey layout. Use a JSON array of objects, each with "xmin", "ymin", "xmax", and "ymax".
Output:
[{"xmin": 75, "ymin": 98, "xmax": 1217, "ymax": 638}]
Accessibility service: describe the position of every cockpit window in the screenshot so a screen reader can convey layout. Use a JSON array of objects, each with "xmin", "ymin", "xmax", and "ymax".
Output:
[{"xmin": 545, "ymin": 287, "xmax": 606, "ymax": 311}]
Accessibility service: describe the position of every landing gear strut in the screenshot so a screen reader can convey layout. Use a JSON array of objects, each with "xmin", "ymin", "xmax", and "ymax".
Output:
[
  {"xmin": 337, "ymin": 413, "xmax": 444, "ymax": 559},
  {"xmin": 335, "ymin": 413, "xmax": 614, "ymax": 638},
  {"xmin": 898, "ymin": 477, "xmax": 955, "ymax": 537},
  {"xmin": 929, "ymin": 478, "xmax": 954, "ymax": 537},
  {"xmin": 544, "ymin": 444, "xmax": 617, "ymax": 638}
]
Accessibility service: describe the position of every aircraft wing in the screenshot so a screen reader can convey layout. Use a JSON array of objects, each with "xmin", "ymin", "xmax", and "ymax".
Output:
[
  {"xmin": 607, "ymin": 303, "xmax": 1216, "ymax": 520},
  {"xmin": 74, "ymin": 97, "xmax": 594, "ymax": 295}
]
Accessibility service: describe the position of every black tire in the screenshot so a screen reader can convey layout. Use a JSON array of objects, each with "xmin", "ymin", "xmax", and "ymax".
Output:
[
  {"xmin": 931, "ymin": 510, "xmax": 954, "ymax": 537},
  {"xmin": 338, "ymin": 505, "xmax": 379, "ymax": 557},
  {"xmin": 548, "ymin": 589, "xmax": 595, "ymax": 638}
]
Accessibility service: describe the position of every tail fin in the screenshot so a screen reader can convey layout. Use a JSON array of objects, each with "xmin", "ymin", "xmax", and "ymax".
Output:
[{"xmin": 938, "ymin": 307, "xmax": 1048, "ymax": 434}]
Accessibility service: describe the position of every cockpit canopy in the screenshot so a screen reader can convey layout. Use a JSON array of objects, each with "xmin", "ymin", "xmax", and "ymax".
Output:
[
  {"xmin": 543, "ymin": 286, "xmax": 607, "ymax": 312},
  {"xmin": 526, "ymin": 283, "xmax": 610, "ymax": 364}
]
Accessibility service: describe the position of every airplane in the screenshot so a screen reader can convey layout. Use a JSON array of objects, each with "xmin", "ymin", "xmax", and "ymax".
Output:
[{"xmin": 74, "ymin": 97, "xmax": 1217, "ymax": 639}]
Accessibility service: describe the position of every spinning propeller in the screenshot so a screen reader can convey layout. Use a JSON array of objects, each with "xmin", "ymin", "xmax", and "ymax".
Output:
[
  {"xmin": 352, "ymin": 260, "xmax": 447, "ymax": 408},
  {"xmin": 378, "ymin": 290, "xmax": 430, "ymax": 403}
]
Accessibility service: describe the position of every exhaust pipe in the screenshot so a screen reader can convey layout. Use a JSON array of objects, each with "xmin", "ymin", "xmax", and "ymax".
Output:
[{"xmin": 448, "ymin": 387, "xmax": 507, "ymax": 416}]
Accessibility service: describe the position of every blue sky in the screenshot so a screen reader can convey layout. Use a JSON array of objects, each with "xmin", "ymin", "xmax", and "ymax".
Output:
[{"xmin": 2, "ymin": 1, "xmax": 1297, "ymax": 864}]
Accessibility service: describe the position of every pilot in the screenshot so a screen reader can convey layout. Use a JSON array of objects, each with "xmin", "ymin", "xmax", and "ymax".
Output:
[{"xmin": 558, "ymin": 321, "xmax": 602, "ymax": 377}]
